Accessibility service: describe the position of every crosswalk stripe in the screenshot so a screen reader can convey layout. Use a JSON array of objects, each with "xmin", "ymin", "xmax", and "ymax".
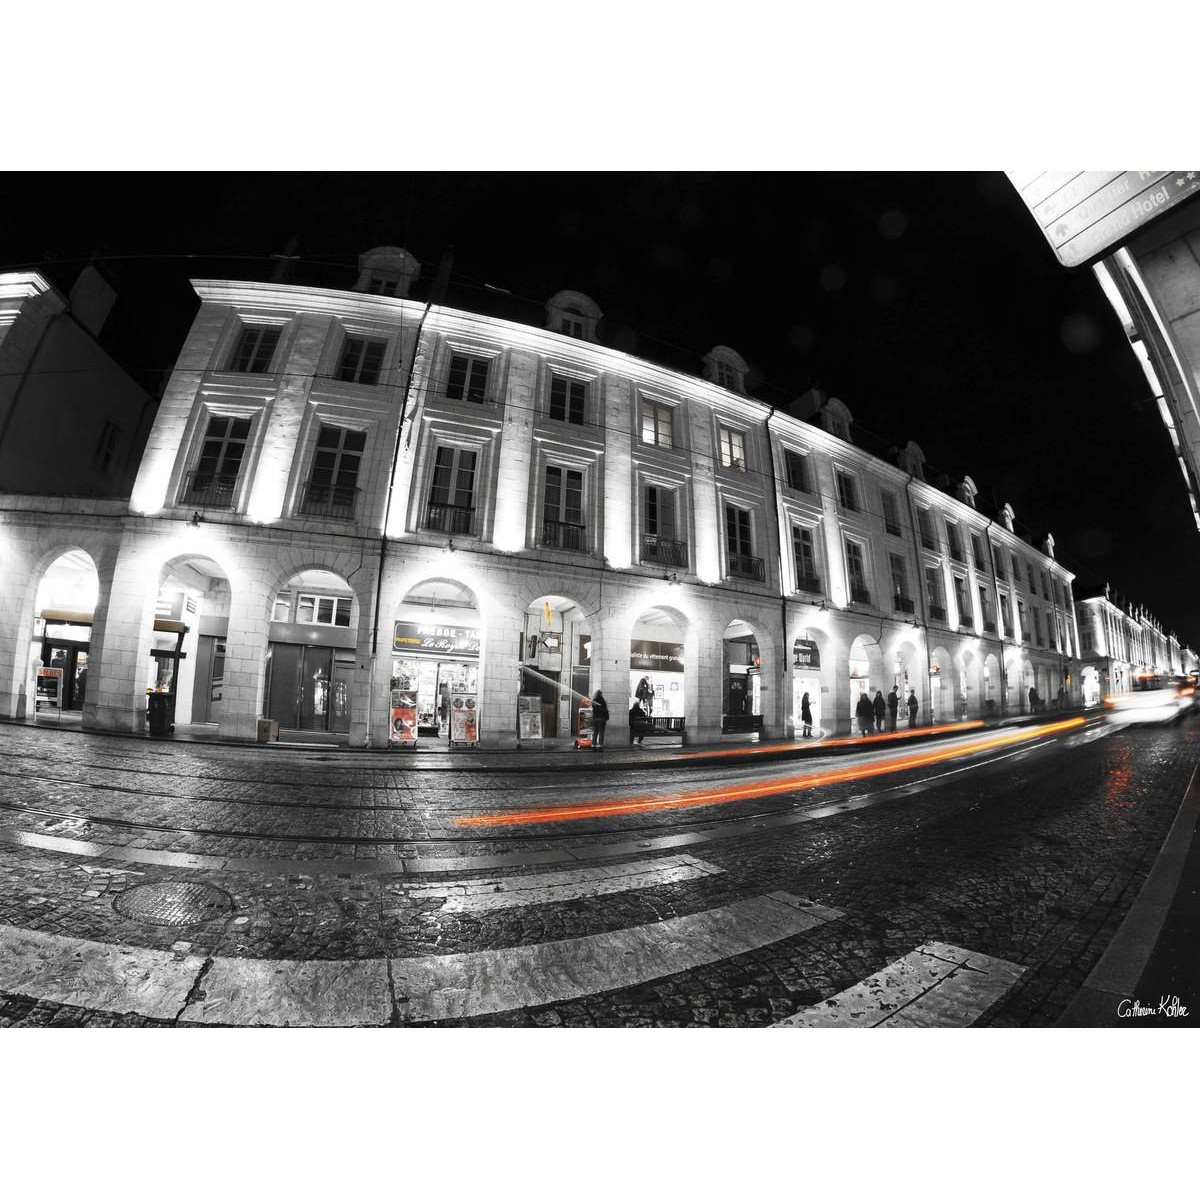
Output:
[
  {"xmin": 401, "ymin": 854, "xmax": 723, "ymax": 913},
  {"xmin": 774, "ymin": 942, "xmax": 1025, "ymax": 1028}
]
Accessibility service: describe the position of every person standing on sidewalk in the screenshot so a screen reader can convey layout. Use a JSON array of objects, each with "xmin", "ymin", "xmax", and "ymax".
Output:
[
  {"xmin": 907, "ymin": 689, "xmax": 919, "ymax": 728},
  {"xmin": 872, "ymin": 689, "xmax": 886, "ymax": 732},
  {"xmin": 591, "ymin": 690, "xmax": 610, "ymax": 750},
  {"xmin": 628, "ymin": 698, "xmax": 647, "ymax": 745},
  {"xmin": 800, "ymin": 692, "xmax": 813, "ymax": 738},
  {"xmin": 856, "ymin": 691, "xmax": 874, "ymax": 737},
  {"xmin": 887, "ymin": 685, "xmax": 899, "ymax": 733}
]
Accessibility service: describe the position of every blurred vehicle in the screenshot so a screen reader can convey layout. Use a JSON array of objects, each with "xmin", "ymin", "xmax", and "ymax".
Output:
[{"xmin": 1105, "ymin": 673, "xmax": 1195, "ymax": 724}]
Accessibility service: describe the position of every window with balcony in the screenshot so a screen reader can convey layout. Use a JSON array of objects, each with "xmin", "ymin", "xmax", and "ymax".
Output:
[
  {"xmin": 947, "ymin": 522, "xmax": 964, "ymax": 563},
  {"xmin": 229, "ymin": 325, "xmax": 280, "ymax": 374},
  {"xmin": 446, "ymin": 353, "xmax": 491, "ymax": 403},
  {"xmin": 954, "ymin": 574, "xmax": 972, "ymax": 627},
  {"xmin": 184, "ymin": 414, "xmax": 251, "ymax": 508},
  {"xmin": 640, "ymin": 399, "xmax": 674, "ymax": 449},
  {"xmin": 845, "ymin": 539, "xmax": 870, "ymax": 604},
  {"xmin": 998, "ymin": 591, "xmax": 1010, "ymax": 637},
  {"xmin": 980, "ymin": 585, "xmax": 995, "ymax": 633},
  {"xmin": 917, "ymin": 507, "xmax": 936, "ymax": 549},
  {"xmin": 881, "ymin": 488, "xmax": 901, "ymax": 535},
  {"xmin": 725, "ymin": 505, "xmax": 764, "ymax": 581},
  {"xmin": 1018, "ymin": 600, "xmax": 1030, "ymax": 641},
  {"xmin": 425, "ymin": 446, "xmax": 476, "ymax": 534},
  {"xmin": 300, "ymin": 425, "xmax": 365, "ymax": 520},
  {"xmin": 542, "ymin": 465, "xmax": 585, "ymax": 551},
  {"xmin": 890, "ymin": 553, "xmax": 913, "ymax": 613},
  {"xmin": 784, "ymin": 450, "xmax": 811, "ymax": 493},
  {"xmin": 1034, "ymin": 608, "xmax": 1044, "ymax": 647},
  {"xmin": 336, "ymin": 336, "xmax": 386, "ymax": 385},
  {"xmin": 992, "ymin": 544, "xmax": 1007, "ymax": 581},
  {"xmin": 835, "ymin": 469, "xmax": 859, "ymax": 512},
  {"xmin": 1026, "ymin": 564, "xmax": 1038, "ymax": 596},
  {"xmin": 971, "ymin": 532, "xmax": 987, "ymax": 571},
  {"xmin": 296, "ymin": 594, "xmax": 352, "ymax": 627},
  {"xmin": 642, "ymin": 485, "xmax": 687, "ymax": 567},
  {"xmin": 719, "ymin": 425, "xmax": 747, "ymax": 471},
  {"xmin": 793, "ymin": 526, "xmax": 820, "ymax": 593},
  {"xmin": 549, "ymin": 375, "xmax": 587, "ymax": 425},
  {"xmin": 926, "ymin": 565, "xmax": 946, "ymax": 622}
]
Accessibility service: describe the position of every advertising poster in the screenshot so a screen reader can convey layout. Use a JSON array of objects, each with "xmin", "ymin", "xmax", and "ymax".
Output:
[
  {"xmin": 389, "ymin": 685, "xmax": 418, "ymax": 746},
  {"xmin": 450, "ymin": 694, "xmax": 479, "ymax": 744},
  {"xmin": 518, "ymin": 694, "xmax": 542, "ymax": 740}
]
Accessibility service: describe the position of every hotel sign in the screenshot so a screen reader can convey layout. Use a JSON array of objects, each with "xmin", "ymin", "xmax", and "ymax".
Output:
[
  {"xmin": 1007, "ymin": 170, "xmax": 1200, "ymax": 268},
  {"xmin": 392, "ymin": 621, "xmax": 480, "ymax": 656}
]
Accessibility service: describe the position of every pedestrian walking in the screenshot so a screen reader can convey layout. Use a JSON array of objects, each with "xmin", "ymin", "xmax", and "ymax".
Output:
[
  {"xmin": 1028, "ymin": 685, "xmax": 1038, "ymax": 714},
  {"xmin": 907, "ymin": 688, "xmax": 919, "ymax": 728},
  {"xmin": 635, "ymin": 675, "xmax": 654, "ymax": 714},
  {"xmin": 872, "ymin": 689, "xmax": 886, "ymax": 732},
  {"xmin": 800, "ymin": 691, "xmax": 813, "ymax": 738},
  {"xmin": 591, "ymin": 690, "xmax": 610, "ymax": 750},
  {"xmin": 887, "ymin": 685, "xmax": 899, "ymax": 733},
  {"xmin": 856, "ymin": 691, "xmax": 874, "ymax": 737},
  {"xmin": 628, "ymin": 698, "xmax": 647, "ymax": 745}
]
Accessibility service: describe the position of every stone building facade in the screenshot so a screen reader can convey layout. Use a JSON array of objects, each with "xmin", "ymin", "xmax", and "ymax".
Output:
[{"xmin": 0, "ymin": 250, "xmax": 1087, "ymax": 745}]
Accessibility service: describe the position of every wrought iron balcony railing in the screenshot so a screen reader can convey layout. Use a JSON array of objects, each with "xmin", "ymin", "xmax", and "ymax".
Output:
[
  {"xmin": 727, "ymin": 552, "xmax": 766, "ymax": 582},
  {"xmin": 542, "ymin": 519, "xmax": 586, "ymax": 551},
  {"xmin": 983, "ymin": 620, "xmax": 997, "ymax": 633},
  {"xmin": 795, "ymin": 573, "xmax": 822, "ymax": 595},
  {"xmin": 928, "ymin": 604, "xmax": 947, "ymax": 622},
  {"xmin": 423, "ymin": 502, "xmax": 475, "ymax": 535},
  {"xmin": 182, "ymin": 469, "xmax": 239, "ymax": 509},
  {"xmin": 299, "ymin": 481, "xmax": 360, "ymax": 521},
  {"xmin": 641, "ymin": 533, "xmax": 688, "ymax": 567},
  {"xmin": 893, "ymin": 595, "xmax": 915, "ymax": 614},
  {"xmin": 850, "ymin": 585, "xmax": 872, "ymax": 605}
]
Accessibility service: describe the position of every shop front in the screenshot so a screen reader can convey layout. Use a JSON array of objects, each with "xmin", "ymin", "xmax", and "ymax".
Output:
[
  {"xmin": 36, "ymin": 612, "xmax": 92, "ymax": 713},
  {"xmin": 791, "ymin": 634, "xmax": 822, "ymax": 735},
  {"xmin": 629, "ymin": 636, "xmax": 685, "ymax": 732},
  {"xmin": 390, "ymin": 620, "xmax": 480, "ymax": 746}
]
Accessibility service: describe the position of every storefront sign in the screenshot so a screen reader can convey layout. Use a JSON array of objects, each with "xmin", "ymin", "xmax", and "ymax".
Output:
[
  {"xmin": 392, "ymin": 621, "xmax": 480, "ymax": 656},
  {"xmin": 449, "ymin": 694, "xmax": 479, "ymax": 744},
  {"xmin": 578, "ymin": 634, "xmax": 591, "ymax": 664},
  {"xmin": 793, "ymin": 638, "xmax": 821, "ymax": 669},
  {"xmin": 629, "ymin": 639, "xmax": 684, "ymax": 673}
]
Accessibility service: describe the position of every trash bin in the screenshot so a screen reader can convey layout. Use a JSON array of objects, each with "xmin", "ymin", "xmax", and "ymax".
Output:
[
  {"xmin": 147, "ymin": 692, "xmax": 172, "ymax": 737},
  {"xmin": 256, "ymin": 718, "xmax": 279, "ymax": 744}
]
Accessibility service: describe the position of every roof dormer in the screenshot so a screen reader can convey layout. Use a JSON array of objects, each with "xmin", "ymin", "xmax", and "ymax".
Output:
[
  {"xmin": 897, "ymin": 440, "xmax": 925, "ymax": 481},
  {"xmin": 353, "ymin": 246, "xmax": 420, "ymax": 297},
  {"xmin": 818, "ymin": 396, "xmax": 854, "ymax": 442},
  {"xmin": 1043, "ymin": 532, "xmax": 1056, "ymax": 560},
  {"xmin": 1001, "ymin": 502, "xmax": 1015, "ymax": 532},
  {"xmin": 702, "ymin": 345, "xmax": 749, "ymax": 394},
  {"xmin": 546, "ymin": 289, "xmax": 602, "ymax": 342},
  {"xmin": 955, "ymin": 475, "xmax": 978, "ymax": 508}
]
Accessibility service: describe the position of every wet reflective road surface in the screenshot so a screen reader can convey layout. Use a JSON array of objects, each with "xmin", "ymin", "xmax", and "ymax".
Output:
[{"xmin": 0, "ymin": 715, "xmax": 1195, "ymax": 1026}]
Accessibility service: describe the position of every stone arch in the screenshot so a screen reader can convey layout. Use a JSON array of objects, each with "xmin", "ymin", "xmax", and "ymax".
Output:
[
  {"xmin": 983, "ymin": 652, "xmax": 1001, "ymax": 715},
  {"xmin": 929, "ymin": 644, "xmax": 954, "ymax": 723},
  {"xmin": 848, "ymin": 633, "xmax": 885, "ymax": 728},
  {"xmin": 958, "ymin": 646, "xmax": 981, "ymax": 719},
  {"xmin": 790, "ymin": 621, "xmax": 832, "ymax": 736},
  {"xmin": 518, "ymin": 591, "xmax": 595, "ymax": 740}
]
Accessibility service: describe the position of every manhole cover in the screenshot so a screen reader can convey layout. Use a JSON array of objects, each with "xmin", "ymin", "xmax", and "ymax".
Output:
[{"xmin": 113, "ymin": 882, "xmax": 234, "ymax": 927}]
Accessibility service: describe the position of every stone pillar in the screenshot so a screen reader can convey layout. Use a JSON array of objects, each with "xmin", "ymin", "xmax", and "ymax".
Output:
[
  {"xmin": 218, "ymin": 577, "xmax": 272, "ymax": 741},
  {"xmin": 686, "ymin": 613, "xmax": 724, "ymax": 744},
  {"xmin": 603, "ymin": 378, "xmax": 633, "ymax": 568},
  {"xmin": 479, "ymin": 602, "xmax": 521, "ymax": 749}
]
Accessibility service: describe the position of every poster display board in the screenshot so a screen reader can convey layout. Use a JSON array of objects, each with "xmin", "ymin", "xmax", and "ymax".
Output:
[
  {"xmin": 449, "ymin": 694, "xmax": 479, "ymax": 745},
  {"xmin": 36, "ymin": 666, "xmax": 63, "ymax": 708},
  {"xmin": 389, "ymin": 685, "xmax": 418, "ymax": 746},
  {"xmin": 517, "ymin": 694, "xmax": 543, "ymax": 740}
]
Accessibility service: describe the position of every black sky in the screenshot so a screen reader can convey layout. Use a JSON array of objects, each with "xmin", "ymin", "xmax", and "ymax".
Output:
[{"xmin": 6, "ymin": 171, "xmax": 1197, "ymax": 645}]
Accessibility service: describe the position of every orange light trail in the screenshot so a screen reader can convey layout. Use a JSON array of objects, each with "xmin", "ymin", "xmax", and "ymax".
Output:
[
  {"xmin": 680, "ymin": 719, "xmax": 985, "ymax": 759},
  {"xmin": 453, "ymin": 717, "xmax": 1087, "ymax": 828}
]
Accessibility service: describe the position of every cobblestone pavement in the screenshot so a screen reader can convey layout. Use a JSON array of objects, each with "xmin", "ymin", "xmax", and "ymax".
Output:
[{"xmin": 0, "ymin": 716, "xmax": 1195, "ymax": 1027}]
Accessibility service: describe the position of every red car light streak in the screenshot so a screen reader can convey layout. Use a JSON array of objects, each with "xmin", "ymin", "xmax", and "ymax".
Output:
[
  {"xmin": 454, "ymin": 717, "xmax": 1087, "ymax": 827},
  {"xmin": 680, "ymin": 719, "xmax": 985, "ymax": 759}
]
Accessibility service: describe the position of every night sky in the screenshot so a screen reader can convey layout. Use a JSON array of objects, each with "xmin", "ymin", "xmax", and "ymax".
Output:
[{"xmin": 6, "ymin": 171, "xmax": 1197, "ymax": 645}]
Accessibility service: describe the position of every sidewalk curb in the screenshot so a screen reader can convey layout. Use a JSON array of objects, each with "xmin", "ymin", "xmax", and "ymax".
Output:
[{"xmin": 1056, "ymin": 762, "xmax": 1200, "ymax": 1027}]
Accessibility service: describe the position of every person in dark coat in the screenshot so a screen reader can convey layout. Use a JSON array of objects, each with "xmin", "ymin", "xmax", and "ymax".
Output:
[
  {"xmin": 872, "ymin": 689, "xmax": 886, "ymax": 732},
  {"xmin": 1028, "ymin": 686, "xmax": 1038, "ymax": 714},
  {"xmin": 907, "ymin": 689, "xmax": 919, "ymax": 727},
  {"xmin": 800, "ymin": 692, "xmax": 813, "ymax": 738},
  {"xmin": 635, "ymin": 676, "xmax": 653, "ymax": 714},
  {"xmin": 591, "ymin": 690, "xmax": 610, "ymax": 750},
  {"xmin": 629, "ymin": 699, "xmax": 647, "ymax": 745},
  {"xmin": 887, "ymin": 685, "xmax": 899, "ymax": 733},
  {"xmin": 856, "ymin": 691, "xmax": 874, "ymax": 736}
]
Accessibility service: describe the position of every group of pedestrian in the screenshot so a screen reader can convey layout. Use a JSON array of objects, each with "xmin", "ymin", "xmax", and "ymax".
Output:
[{"xmin": 856, "ymin": 685, "xmax": 919, "ymax": 736}]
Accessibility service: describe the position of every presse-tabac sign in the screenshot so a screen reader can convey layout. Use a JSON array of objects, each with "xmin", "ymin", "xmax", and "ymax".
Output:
[
  {"xmin": 392, "ymin": 621, "xmax": 480, "ymax": 656},
  {"xmin": 1007, "ymin": 170, "xmax": 1200, "ymax": 268}
]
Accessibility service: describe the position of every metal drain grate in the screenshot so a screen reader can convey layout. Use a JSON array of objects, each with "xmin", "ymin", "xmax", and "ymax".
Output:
[{"xmin": 113, "ymin": 881, "xmax": 234, "ymax": 927}]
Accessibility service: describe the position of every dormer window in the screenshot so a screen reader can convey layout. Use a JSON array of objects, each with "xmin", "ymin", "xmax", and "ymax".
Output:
[
  {"xmin": 560, "ymin": 310, "xmax": 585, "ymax": 339},
  {"xmin": 703, "ymin": 346, "xmax": 749, "ymax": 394},
  {"xmin": 545, "ymin": 290, "xmax": 601, "ymax": 342},
  {"xmin": 367, "ymin": 277, "xmax": 400, "ymax": 296},
  {"xmin": 717, "ymin": 361, "xmax": 736, "ymax": 389}
]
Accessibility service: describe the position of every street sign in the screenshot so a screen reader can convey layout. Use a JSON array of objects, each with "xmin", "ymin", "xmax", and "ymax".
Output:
[{"xmin": 1007, "ymin": 170, "xmax": 1200, "ymax": 268}]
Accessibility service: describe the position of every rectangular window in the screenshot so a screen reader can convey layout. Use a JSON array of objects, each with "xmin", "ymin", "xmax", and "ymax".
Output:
[
  {"xmin": 272, "ymin": 593, "xmax": 292, "ymax": 622},
  {"xmin": 980, "ymin": 585, "xmax": 995, "ymax": 632},
  {"xmin": 542, "ymin": 465, "xmax": 585, "ymax": 550},
  {"xmin": 1042, "ymin": 571, "xmax": 1051, "ymax": 600},
  {"xmin": 971, "ymin": 533, "xmax": 987, "ymax": 571},
  {"xmin": 1081, "ymin": 624, "xmax": 1093, "ymax": 653},
  {"xmin": 187, "ymin": 414, "xmax": 251, "ymax": 507},
  {"xmin": 296, "ymin": 594, "xmax": 352, "ymax": 627},
  {"xmin": 784, "ymin": 450, "xmax": 811, "ymax": 493},
  {"xmin": 367, "ymin": 277, "xmax": 399, "ymax": 295},
  {"xmin": 998, "ymin": 591, "xmax": 1009, "ymax": 637},
  {"xmin": 640, "ymin": 399, "xmax": 674, "ymax": 448},
  {"xmin": 1026, "ymin": 564, "xmax": 1038, "ymax": 596},
  {"xmin": 336, "ymin": 336, "xmax": 386, "ymax": 385},
  {"xmin": 229, "ymin": 325, "xmax": 280, "ymax": 373},
  {"xmin": 845, "ymin": 540, "xmax": 869, "ymax": 603},
  {"xmin": 426, "ymin": 446, "xmax": 477, "ymax": 534},
  {"xmin": 926, "ymin": 566, "xmax": 946, "ymax": 621},
  {"xmin": 92, "ymin": 420, "xmax": 120, "ymax": 474},
  {"xmin": 549, "ymin": 375, "xmax": 587, "ymax": 424},
  {"xmin": 1034, "ymin": 608, "xmax": 1044, "ymax": 647},
  {"xmin": 716, "ymin": 361, "xmax": 737, "ymax": 389},
  {"xmin": 1018, "ymin": 600, "xmax": 1029, "ymax": 641},
  {"xmin": 954, "ymin": 575, "xmax": 972, "ymax": 626},
  {"xmin": 446, "ymin": 353, "xmax": 490, "ymax": 403},
  {"xmin": 719, "ymin": 425, "xmax": 747, "ymax": 470},
  {"xmin": 726, "ymin": 505, "xmax": 764, "ymax": 580},
  {"xmin": 642, "ymin": 484, "xmax": 686, "ymax": 567},
  {"xmin": 793, "ymin": 526, "xmax": 820, "ymax": 592},
  {"xmin": 835, "ymin": 469, "xmax": 859, "ymax": 512},
  {"xmin": 561, "ymin": 316, "xmax": 585, "ymax": 338},
  {"xmin": 302, "ymin": 425, "xmax": 366, "ymax": 519},
  {"xmin": 881, "ymin": 489, "xmax": 901, "ymax": 535},
  {"xmin": 992, "ymin": 545, "xmax": 1006, "ymax": 581},
  {"xmin": 947, "ymin": 522, "xmax": 964, "ymax": 563},
  {"xmin": 890, "ymin": 553, "xmax": 913, "ymax": 612},
  {"xmin": 918, "ymin": 507, "xmax": 935, "ymax": 549}
]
